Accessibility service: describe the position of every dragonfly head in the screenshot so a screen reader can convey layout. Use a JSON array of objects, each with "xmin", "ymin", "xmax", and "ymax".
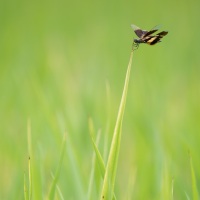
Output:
[{"xmin": 133, "ymin": 38, "xmax": 139, "ymax": 43}]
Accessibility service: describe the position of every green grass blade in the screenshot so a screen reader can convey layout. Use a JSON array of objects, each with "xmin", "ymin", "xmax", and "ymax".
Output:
[
  {"xmin": 171, "ymin": 177, "xmax": 174, "ymax": 200},
  {"xmin": 48, "ymin": 134, "xmax": 66, "ymax": 200},
  {"xmin": 189, "ymin": 153, "xmax": 199, "ymax": 200},
  {"xmin": 91, "ymin": 134, "xmax": 106, "ymax": 178},
  {"xmin": 88, "ymin": 118, "xmax": 116, "ymax": 200},
  {"xmin": 160, "ymin": 165, "xmax": 173, "ymax": 200},
  {"xmin": 103, "ymin": 81, "xmax": 111, "ymax": 160},
  {"xmin": 66, "ymin": 133, "xmax": 86, "ymax": 199},
  {"xmin": 185, "ymin": 192, "xmax": 191, "ymax": 200},
  {"xmin": 100, "ymin": 50, "xmax": 134, "ymax": 200},
  {"xmin": 27, "ymin": 119, "xmax": 32, "ymax": 200},
  {"xmin": 56, "ymin": 185, "xmax": 65, "ymax": 200},
  {"xmin": 28, "ymin": 156, "xmax": 32, "ymax": 200},
  {"xmin": 88, "ymin": 118, "xmax": 105, "ymax": 177},
  {"xmin": 88, "ymin": 118, "xmax": 101, "ymax": 200},
  {"xmin": 24, "ymin": 172, "xmax": 28, "ymax": 200}
]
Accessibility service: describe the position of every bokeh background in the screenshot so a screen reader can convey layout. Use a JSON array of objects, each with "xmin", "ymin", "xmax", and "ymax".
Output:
[{"xmin": 1, "ymin": 0, "xmax": 200, "ymax": 199}]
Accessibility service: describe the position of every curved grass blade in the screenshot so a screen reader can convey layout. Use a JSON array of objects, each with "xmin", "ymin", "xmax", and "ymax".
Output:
[
  {"xmin": 48, "ymin": 134, "xmax": 66, "ymax": 200},
  {"xmin": 87, "ymin": 118, "xmax": 101, "ymax": 200},
  {"xmin": 88, "ymin": 118, "xmax": 116, "ymax": 200},
  {"xmin": 100, "ymin": 50, "xmax": 134, "ymax": 200},
  {"xmin": 88, "ymin": 118, "xmax": 105, "ymax": 177},
  {"xmin": 103, "ymin": 81, "xmax": 111, "ymax": 161},
  {"xmin": 189, "ymin": 153, "xmax": 199, "ymax": 200},
  {"xmin": 56, "ymin": 185, "xmax": 65, "ymax": 200}
]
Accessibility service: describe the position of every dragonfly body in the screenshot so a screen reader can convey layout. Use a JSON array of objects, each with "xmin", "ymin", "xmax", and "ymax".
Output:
[{"xmin": 134, "ymin": 38, "xmax": 146, "ymax": 44}]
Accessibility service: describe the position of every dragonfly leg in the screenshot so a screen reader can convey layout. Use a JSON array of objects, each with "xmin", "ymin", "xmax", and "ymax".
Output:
[{"xmin": 132, "ymin": 42, "xmax": 139, "ymax": 50}]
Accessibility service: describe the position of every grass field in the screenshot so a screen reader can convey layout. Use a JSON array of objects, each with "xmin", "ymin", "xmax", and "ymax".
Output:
[{"xmin": 1, "ymin": 0, "xmax": 200, "ymax": 199}]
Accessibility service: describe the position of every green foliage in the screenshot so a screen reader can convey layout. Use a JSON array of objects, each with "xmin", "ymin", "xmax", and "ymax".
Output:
[{"xmin": 1, "ymin": 0, "xmax": 200, "ymax": 199}]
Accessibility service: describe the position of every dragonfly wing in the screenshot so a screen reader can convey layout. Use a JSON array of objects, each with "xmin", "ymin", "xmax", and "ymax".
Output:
[
  {"xmin": 131, "ymin": 24, "xmax": 147, "ymax": 38},
  {"xmin": 146, "ymin": 36, "xmax": 161, "ymax": 45},
  {"xmin": 145, "ymin": 30, "xmax": 168, "ymax": 45},
  {"xmin": 156, "ymin": 31, "xmax": 168, "ymax": 37},
  {"xmin": 142, "ymin": 25, "xmax": 161, "ymax": 38}
]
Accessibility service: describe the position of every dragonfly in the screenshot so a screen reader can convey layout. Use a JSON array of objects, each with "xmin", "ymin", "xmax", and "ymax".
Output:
[{"xmin": 131, "ymin": 24, "xmax": 168, "ymax": 50}]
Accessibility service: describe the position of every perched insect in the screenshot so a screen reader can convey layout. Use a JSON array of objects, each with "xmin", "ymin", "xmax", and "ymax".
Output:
[{"xmin": 131, "ymin": 24, "xmax": 168, "ymax": 50}]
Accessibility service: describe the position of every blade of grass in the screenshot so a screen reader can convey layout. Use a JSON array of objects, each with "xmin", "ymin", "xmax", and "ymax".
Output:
[
  {"xmin": 103, "ymin": 81, "xmax": 111, "ymax": 161},
  {"xmin": 88, "ymin": 118, "xmax": 116, "ymax": 200},
  {"xmin": 48, "ymin": 134, "xmax": 66, "ymax": 200},
  {"xmin": 189, "ymin": 152, "xmax": 199, "ymax": 200},
  {"xmin": 49, "ymin": 173, "xmax": 65, "ymax": 200},
  {"xmin": 87, "ymin": 118, "xmax": 101, "ymax": 200},
  {"xmin": 160, "ymin": 164, "xmax": 172, "ymax": 200},
  {"xmin": 56, "ymin": 185, "xmax": 65, "ymax": 200},
  {"xmin": 171, "ymin": 177, "xmax": 174, "ymax": 200},
  {"xmin": 66, "ymin": 133, "xmax": 86, "ymax": 199},
  {"xmin": 28, "ymin": 156, "xmax": 32, "ymax": 200},
  {"xmin": 185, "ymin": 192, "xmax": 191, "ymax": 200},
  {"xmin": 24, "ymin": 172, "xmax": 28, "ymax": 200},
  {"xmin": 27, "ymin": 119, "xmax": 32, "ymax": 200},
  {"xmin": 88, "ymin": 118, "xmax": 105, "ymax": 178},
  {"xmin": 100, "ymin": 50, "xmax": 134, "ymax": 200}
]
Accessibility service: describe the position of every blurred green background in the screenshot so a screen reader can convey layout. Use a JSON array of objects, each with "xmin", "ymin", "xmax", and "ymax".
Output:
[{"xmin": 1, "ymin": 0, "xmax": 200, "ymax": 199}]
